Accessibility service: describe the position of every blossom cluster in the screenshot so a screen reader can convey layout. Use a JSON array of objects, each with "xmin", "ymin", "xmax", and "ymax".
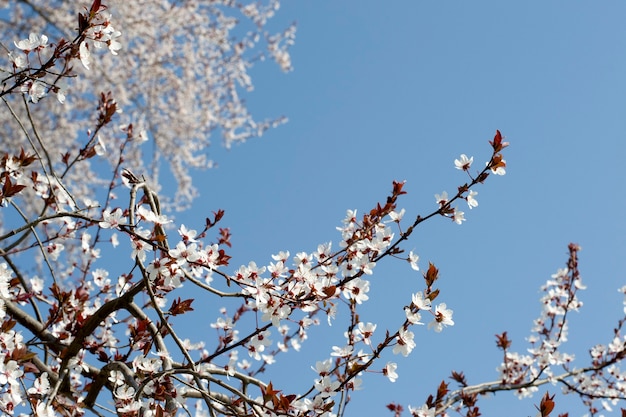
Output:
[
  {"xmin": 409, "ymin": 243, "xmax": 626, "ymax": 417},
  {"xmin": 6, "ymin": 3, "xmax": 121, "ymax": 104},
  {"xmin": 6, "ymin": 1, "xmax": 619, "ymax": 417},
  {"xmin": 0, "ymin": 0, "xmax": 297, "ymax": 213},
  {"xmin": 0, "ymin": 96, "xmax": 512, "ymax": 417}
]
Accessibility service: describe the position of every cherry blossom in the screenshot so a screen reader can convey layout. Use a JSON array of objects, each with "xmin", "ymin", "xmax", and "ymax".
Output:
[
  {"xmin": 0, "ymin": 359, "xmax": 23, "ymax": 385},
  {"xmin": 408, "ymin": 250, "xmax": 420, "ymax": 271},
  {"xmin": 331, "ymin": 345, "xmax": 354, "ymax": 358},
  {"xmin": 428, "ymin": 303, "xmax": 455, "ymax": 333},
  {"xmin": 384, "ymin": 362, "xmax": 399, "ymax": 383},
  {"xmin": 99, "ymin": 207, "xmax": 125, "ymax": 228},
  {"xmin": 355, "ymin": 322, "xmax": 377, "ymax": 346},
  {"xmin": 14, "ymin": 33, "xmax": 48, "ymax": 51},
  {"xmin": 452, "ymin": 208, "xmax": 465, "ymax": 225},
  {"xmin": 412, "ymin": 292, "xmax": 432, "ymax": 311},
  {"xmin": 389, "ymin": 208, "xmax": 406, "ymax": 223},
  {"xmin": 0, "ymin": 0, "xmax": 297, "ymax": 211},
  {"xmin": 8, "ymin": 52, "xmax": 27, "ymax": 69},
  {"xmin": 314, "ymin": 375, "xmax": 340, "ymax": 398},
  {"xmin": 435, "ymin": 191, "xmax": 449, "ymax": 206},
  {"xmin": 466, "ymin": 190, "xmax": 478, "ymax": 209},
  {"xmin": 24, "ymin": 80, "xmax": 47, "ymax": 103},
  {"xmin": 178, "ymin": 224, "xmax": 198, "ymax": 242},
  {"xmin": 248, "ymin": 330, "xmax": 272, "ymax": 360},
  {"xmin": 393, "ymin": 328, "xmax": 416, "ymax": 357},
  {"xmin": 405, "ymin": 307, "xmax": 423, "ymax": 325},
  {"xmin": 342, "ymin": 277, "xmax": 371, "ymax": 304},
  {"xmin": 1, "ymin": 3, "xmax": 605, "ymax": 416},
  {"xmin": 454, "ymin": 154, "xmax": 473, "ymax": 171},
  {"xmin": 409, "ymin": 404, "xmax": 436, "ymax": 417}
]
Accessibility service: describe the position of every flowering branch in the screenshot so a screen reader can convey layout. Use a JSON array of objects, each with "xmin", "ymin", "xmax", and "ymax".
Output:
[{"xmin": 404, "ymin": 244, "xmax": 626, "ymax": 417}]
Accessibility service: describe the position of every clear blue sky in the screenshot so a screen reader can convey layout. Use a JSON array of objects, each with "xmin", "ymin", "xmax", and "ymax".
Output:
[{"xmin": 179, "ymin": 2, "xmax": 626, "ymax": 415}]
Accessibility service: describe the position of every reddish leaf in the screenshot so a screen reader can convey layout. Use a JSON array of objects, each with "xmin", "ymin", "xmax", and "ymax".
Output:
[
  {"xmin": 537, "ymin": 392, "xmax": 555, "ymax": 417},
  {"xmin": 424, "ymin": 263, "xmax": 439, "ymax": 287},
  {"xmin": 427, "ymin": 288, "xmax": 440, "ymax": 301},
  {"xmin": 218, "ymin": 249, "xmax": 231, "ymax": 266},
  {"xmin": 495, "ymin": 332, "xmax": 512, "ymax": 350},
  {"xmin": 392, "ymin": 180, "xmax": 407, "ymax": 196},
  {"xmin": 78, "ymin": 12, "xmax": 88, "ymax": 33},
  {"xmin": 276, "ymin": 394, "xmax": 297, "ymax": 412},
  {"xmin": 18, "ymin": 148, "xmax": 37, "ymax": 166},
  {"xmin": 1, "ymin": 319, "xmax": 16, "ymax": 333},
  {"xmin": 323, "ymin": 285, "xmax": 337, "ymax": 297},
  {"xmin": 450, "ymin": 371, "xmax": 467, "ymax": 386},
  {"xmin": 489, "ymin": 130, "xmax": 505, "ymax": 152},
  {"xmin": 1, "ymin": 173, "xmax": 27, "ymax": 198},
  {"xmin": 90, "ymin": 0, "xmax": 102, "ymax": 15},
  {"xmin": 261, "ymin": 381, "xmax": 281, "ymax": 404},
  {"xmin": 218, "ymin": 227, "xmax": 231, "ymax": 247},
  {"xmin": 61, "ymin": 152, "xmax": 71, "ymax": 165},
  {"xmin": 168, "ymin": 297, "xmax": 194, "ymax": 316}
]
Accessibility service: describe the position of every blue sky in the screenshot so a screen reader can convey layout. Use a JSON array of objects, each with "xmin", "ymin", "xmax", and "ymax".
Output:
[{"xmin": 176, "ymin": 2, "xmax": 626, "ymax": 415}]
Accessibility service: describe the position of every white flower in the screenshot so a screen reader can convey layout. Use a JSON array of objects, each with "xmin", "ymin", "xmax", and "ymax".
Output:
[
  {"xmin": 435, "ymin": 191, "xmax": 449, "ymax": 206},
  {"xmin": 99, "ymin": 208, "xmax": 124, "ymax": 229},
  {"xmin": 388, "ymin": 208, "xmax": 405, "ymax": 223},
  {"xmin": 313, "ymin": 359, "xmax": 333, "ymax": 376},
  {"xmin": 0, "ymin": 263, "xmax": 12, "ymax": 298},
  {"xmin": 342, "ymin": 277, "xmax": 370, "ymax": 304},
  {"xmin": 383, "ymin": 362, "xmax": 398, "ymax": 382},
  {"xmin": 178, "ymin": 224, "xmax": 198, "ymax": 242},
  {"xmin": 8, "ymin": 52, "xmax": 27, "ymax": 68},
  {"xmin": 108, "ymin": 370, "xmax": 125, "ymax": 386},
  {"xmin": 0, "ymin": 360, "xmax": 23, "ymax": 385},
  {"xmin": 412, "ymin": 292, "xmax": 431, "ymax": 311},
  {"xmin": 247, "ymin": 330, "xmax": 272, "ymax": 360},
  {"xmin": 408, "ymin": 250, "xmax": 420, "ymax": 271},
  {"xmin": 92, "ymin": 268, "xmax": 110, "ymax": 288},
  {"xmin": 467, "ymin": 190, "xmax": 478, "ymax": 209},
  {"xmin": 428, "ymin": 303, "xmax": 454, "ymax": 332},
  {"xmin": 114, "ymin": 384, "xmax": 135, "ymax": 400},
  {"xmin": 453, "ymin": 208, "xmax": 465, "ymax": 224},
  {"xmin": 46, "ymin": 243, "xmax": 64, "ymax": 261},
  {"xmin": 355, "ymin": 322, "xmax": 376, "ymax": 346},
  {"xmin": 55, "ymin": 83, "xmax": 67, "ymax": 104},
  {"xmin": 454, "ymin": 154, "xmax": 473, "ymax": 171},
  {"xmin": 106, "ymin": 28, "xmax": 122, "ymax": 55},
  {"xmin": 28, "ymin": 373, "xmax": 51, "ymax": 395},
  {"xmin": 14, "ymin": 33, "xmax": 48, "ymax": 51},
  {"xmin": 405, "ymin": 307, "xmax": 423, "ymax": 324},
  {"xmin": 393, "ymin": 328, "xmax": 415, "ymax": 357},
  {"xmin": 314, "ymin": 375, "xmax": 340, "ymax": 398},
  {"xmin": 95, "ymin": 135, "xmax": 107, "ymax": 156},
  {"xmin": 26, "ymin": 81, "xmax": 46, "ymax": 103},
  {"xmin": 409, "ymin": 404, "xmax": 436, "ymax": 417},
  {"xmin": 79, "ymin": 41, "xmax": 91, "ymax": 70},
  {"xmin": 34, "ymin": 401, "xmax": 55, "ymax": 417},
  {"xmin": 330, "ymin": 345, "xmax": 354, "ymax": 358}
]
